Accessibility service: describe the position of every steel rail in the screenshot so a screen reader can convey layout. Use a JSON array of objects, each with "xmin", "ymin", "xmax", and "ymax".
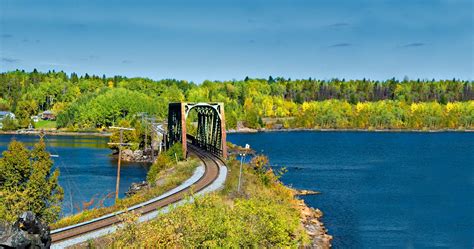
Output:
[{"xmin": 50, "ymin": 144, "xmax": 223, "ymax": 244}]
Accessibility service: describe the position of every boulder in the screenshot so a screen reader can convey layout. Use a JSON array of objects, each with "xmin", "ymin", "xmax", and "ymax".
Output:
[
  {"xmin": 133, "ymin": 150, "xmax": 143, "ymax": 159},
  {"xmin": 125, "ymin": 181, "xmax": 149, "ymax": 197},
  {"xmin": 0, "ymin": 212, "xmax": 51, "ymax": 248},
  {"xmin": 121, "ymin": 149, "xmax": 135, "ymax": 162},
  {"xmin": 120, "ymin": 149, "xmax": 151, "ymax": 162},
  {"xmin": 294, "ymin": 189, "xmax": 321, "ymax": 196}
]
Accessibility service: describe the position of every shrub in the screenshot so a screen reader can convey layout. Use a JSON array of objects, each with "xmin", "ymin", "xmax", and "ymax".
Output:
[
  {"xmin": 112, "ymin": 194, "xmax": 305, "ymax": 247},
  {"xmin": 1, "ymin": 116, "xmax": 18, "ymax": 131},
  {"xmin": 146, "ymin": 154, "xmax": 171, "ymax": 184},
  {"xmin": 165, "ymin": 142, "xmax": 184, "ymax": 161}
]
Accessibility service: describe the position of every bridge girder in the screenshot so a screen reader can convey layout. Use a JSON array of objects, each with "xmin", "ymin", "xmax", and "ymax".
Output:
[{"xmin": 167, "ymin": 102, "xmax": 227, "ymax": 159}]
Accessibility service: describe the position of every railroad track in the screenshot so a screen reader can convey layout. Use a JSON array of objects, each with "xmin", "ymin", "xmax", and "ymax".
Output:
[{"xmin": 51, "ymin": 144, "xmax": 224, "ymax": 247}]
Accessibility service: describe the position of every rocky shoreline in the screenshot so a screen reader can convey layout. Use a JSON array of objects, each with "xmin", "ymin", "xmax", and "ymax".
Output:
[
  {"xmin": 290, "ymin": 188, "xmax": 332, "ymax": 248},
  {"xmin": 119, "ymin": 149, "xmax": 154, "ymax": 163},
  {"xmin": 297, "ymin": 198, "xmax": 332, "ymax": 248}
]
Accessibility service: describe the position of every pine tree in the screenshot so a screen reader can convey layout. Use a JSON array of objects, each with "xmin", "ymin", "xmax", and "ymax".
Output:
[
  {"xmin": 0, "ymin": 139, "xmax": 63, "ymax": 223},
  {"xmin": 27, "ymin": 139, "xmax": 63, "ymax": 222}
]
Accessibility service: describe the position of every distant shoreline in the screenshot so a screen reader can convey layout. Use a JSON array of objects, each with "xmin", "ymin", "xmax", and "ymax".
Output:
[
  {"xmin": 1, "ymin": 128, "xmax": 472, "ymax": 137},
  {"xmin": 0, "ymin": 130, "xmax": 112, "ymax": 137},
  {"xmin": 227, "ymin": 128, "xmax": 474, "ymax": 133}
]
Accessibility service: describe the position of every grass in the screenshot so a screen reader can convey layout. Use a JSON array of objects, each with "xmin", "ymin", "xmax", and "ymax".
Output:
[
  {"xmin": 98, "ymin": 155, "xmax": 310, "ymax": 248},
  {"xmin": 34, "ymin": 120, "xmax": 57, "ymax": 129},
  {"xmin": 51, "ymin": 158, "xmax": 199, "ymax": 230}
]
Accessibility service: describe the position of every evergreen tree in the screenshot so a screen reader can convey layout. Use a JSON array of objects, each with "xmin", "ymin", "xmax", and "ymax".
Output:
[{"xmin": 0, "ymin": 139, "xmax": 63, "ymax": 223}]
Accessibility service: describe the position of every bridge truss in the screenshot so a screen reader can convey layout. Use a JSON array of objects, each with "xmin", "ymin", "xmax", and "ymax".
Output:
[{"xmin": 167, "ymin": 102, "xmax": 227, "ymax": 159}]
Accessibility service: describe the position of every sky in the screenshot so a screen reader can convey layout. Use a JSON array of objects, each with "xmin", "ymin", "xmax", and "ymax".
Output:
[{"xmin": 0, "ymin": 0, "xmax": 473, "ymax": 83}]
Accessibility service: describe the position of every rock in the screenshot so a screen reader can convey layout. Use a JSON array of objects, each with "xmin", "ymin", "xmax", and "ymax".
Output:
[
  {"xmin": 133, "ymin": 150, "xmax": 143, "ymax": 158},
  {"xmin": 0, "ymin": 212, "xmax": 51, "ymax": 248},
  {"xmin": 121, "ymin": 149, "xmax": 134, "ymax": 162},
  {"xmin": 301, "ymin": 207, "xmax": 313, "ymax": 218},
  {"xmin": 298, "ymin": 201, "xmax": 332, "ymax": 249},
  {"xmin": 310, "ymin": 218, "xmax": 319, "ymax": 224},
  {"xmin": 125, "ymin": 181, "xmax": 149, "ymax": 197},
  {"xmin": 294, "ymin": 189, "xmax": 321, "ymax": 196},
  {"xmin": 120, "ymin": 149, "xmax": 153, "ymax": 162}
]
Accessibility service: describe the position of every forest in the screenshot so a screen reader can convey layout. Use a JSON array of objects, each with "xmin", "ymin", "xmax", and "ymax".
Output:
[{"xmin": 0, "ymin": 69, "xmax": 473, "ymax": 130}]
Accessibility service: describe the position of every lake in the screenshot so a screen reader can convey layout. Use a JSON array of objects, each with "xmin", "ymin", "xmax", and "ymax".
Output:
[
  {"xmin": 1, "ymin": 132, "xmax": 472, "ymax": 248},
  {"xmin": 227, "ymin": 131, "xmax": 474, "ymax": 249},
  {"xmin": 0, "ymin": 134, "xmax": 149, "ymax": 216}
]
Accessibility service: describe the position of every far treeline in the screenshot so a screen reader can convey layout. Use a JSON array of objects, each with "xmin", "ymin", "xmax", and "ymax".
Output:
[{"xmin": 0, "ymin": 69, "xmax": 473, "ymax": 131}]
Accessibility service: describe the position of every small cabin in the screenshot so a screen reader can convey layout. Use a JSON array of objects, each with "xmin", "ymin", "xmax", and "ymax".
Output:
[{"xmin": 41, "ymin": 110, "xmax": 56, "ymax": 120}]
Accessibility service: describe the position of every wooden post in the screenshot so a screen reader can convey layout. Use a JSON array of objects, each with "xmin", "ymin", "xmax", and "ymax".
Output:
[
  {"xmin": 144, "ymin": 120, "xmax": 148, "ymax": 150},
  {"xmin": 108, "ymin": 126, "xmax": 135, "ymax": 203},
  {"xmin": 115, "ymin": 130, "xmax": 123, "ymax": 200}
]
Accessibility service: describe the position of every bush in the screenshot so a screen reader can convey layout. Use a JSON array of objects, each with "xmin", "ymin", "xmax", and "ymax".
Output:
[
  {"xmin": 146, "ymin": 154, "xmax": 171, "ymax": 184},
  {"xmin": 109, "ymin": 155, "xmax": 309, "ymax": 247},
  {"xmin": 165, "ymin": 142, "xmax": 184, "ymax": 161},
  {"xmin": 1, "ymin": 116, "xmax": 18, "ymax": 131},
  {"xmin": 112, "ymin": 194, "xmax": 306, "ymax": 248},
  {"xmin": 147, "ymin": 143, "xmax": 184, "ymax": 185}
]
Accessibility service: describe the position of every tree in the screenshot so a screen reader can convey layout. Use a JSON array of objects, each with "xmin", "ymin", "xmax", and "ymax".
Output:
[
  {"xmin": 108, "ymin": 120, "xmax": 140, "ymax": 151},
  {"xmin": 15, "ymin": 99, "xmax": 38, "ymax": 127},
  {"xmin": 0, "ymin": 97, "xmax": 10, "ymax": 111},
  {"xmin": 1, "ymin": 116, "xmax": 19, "ymax": 131},
  {"xmin": 0, "ymin": 139, "xmax": 63, "ymax": 223}
]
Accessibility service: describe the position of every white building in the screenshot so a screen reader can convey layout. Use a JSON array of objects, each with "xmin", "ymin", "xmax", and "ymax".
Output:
[{"xmin": 0, "ymin": 111, "xmax": 15, "ymax": 121}]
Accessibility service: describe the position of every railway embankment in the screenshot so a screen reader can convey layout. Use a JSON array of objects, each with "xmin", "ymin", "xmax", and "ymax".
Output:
[
  {"xmin": 88, "ymin": 152, "xmax": 331, "ymax": 247},
  {"xmin": 50, "ymin": 145, "xmax": 226, "ymax": 248}
]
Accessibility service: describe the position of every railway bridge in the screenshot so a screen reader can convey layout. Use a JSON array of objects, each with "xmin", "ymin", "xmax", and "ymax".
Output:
[
  {"xmin": 167, "ymin": 102, "xmax": 227, "ymax": 159},
  {"xmin": 48, "ymin": 102, "xmax": 228, "ymax": 247}
]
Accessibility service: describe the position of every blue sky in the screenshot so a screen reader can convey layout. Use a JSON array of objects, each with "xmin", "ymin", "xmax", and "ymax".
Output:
[{"xmin": 0, "ymin": 0, "xmax": 472, "ymax": 82}]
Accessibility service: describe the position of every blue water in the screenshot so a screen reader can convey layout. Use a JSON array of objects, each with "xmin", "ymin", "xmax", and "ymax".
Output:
[
  {"xmin": 0, "ymin": 135, "xmax": 148, "ymax": 216},
  {"xmin": 228, "ymin": 131, "xmax": 474, "ymax": 249}
]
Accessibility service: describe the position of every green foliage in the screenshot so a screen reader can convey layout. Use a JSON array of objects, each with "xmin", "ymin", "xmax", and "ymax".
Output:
[
  {"xmin": 112, "ymin": 193, "xmax": 305, "ymax": 248},
  {"xmin": 108, "ymin": 120, "xmax": 140, "ymax": 151},
  {"xmin": 1, "ymin": 116, "xmax": 19, "ymax": 131},
  {"xmin": 147, "ymin": 143, "xmax": 184, "ymax": 184},
  {"xmin": 293, "ymin": 100, "xmax": 474, "ymax": 130},
  {"xmin": 165, "ymin": 142, "xmax": 184, "ymax": 161},
  {"xmin": 0, "ymin": 139, "xmax": 63, "ymax": 223},
  {"xmin": 146, "ymin": 154, "xmax": 171, "ymax": 184},
  {"xmin": 15, "ymin": 99, "xmax": 37, "ymax": 128},
  {"xmin": 0, "ymin": 98, "xmax": 10, "ymax": 111},
  {"xmin": 111, "ymin": 154, "xmax": 308, "ymax": 247},
  {"xmin": 57, "ymin": 88, "xmax": 161, "ymax": 129},
  {"xmin": 0, "ymin": 70, "xmax": 473, "ymax": 131}
]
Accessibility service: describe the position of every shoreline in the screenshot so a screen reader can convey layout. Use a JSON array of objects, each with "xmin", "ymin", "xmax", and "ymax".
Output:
[
  {"xmin": 0, "ymin": 130, "xmax": 111, "ymax": 137},
  {"xmin": 291, "ymin": 187, "xmax": 332, "ymax": 248},
  {"xmin": 228, "ymin": 127, "xmax": 474, "ymax": 134},
  {"xmin": 1, "ymin": 127, "xmax": 472, "ymax": 137}
]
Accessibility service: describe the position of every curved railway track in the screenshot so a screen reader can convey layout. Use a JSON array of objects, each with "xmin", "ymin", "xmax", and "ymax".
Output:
[{"xmin": 51, "ymin": 144, "xmax": 224, "ymax": 246}]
